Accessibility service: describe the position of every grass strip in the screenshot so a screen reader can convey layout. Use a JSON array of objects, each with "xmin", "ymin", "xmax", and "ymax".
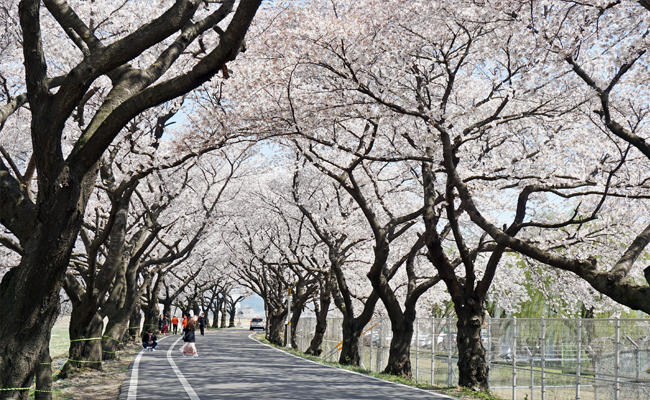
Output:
[{"xmin": 252, "ymin": 334, "xmax": 504, "ymax": 400}]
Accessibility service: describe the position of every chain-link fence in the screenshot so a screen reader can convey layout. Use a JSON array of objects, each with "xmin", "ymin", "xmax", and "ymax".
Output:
[{"xmin": 294, "ymin": 317, "xmax": 650, "ymax": 400}]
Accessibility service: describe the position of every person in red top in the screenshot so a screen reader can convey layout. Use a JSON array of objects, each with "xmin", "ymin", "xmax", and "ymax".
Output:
[
  {"xmin": 171, "ymin": 316, "xmax": 179, "ymax": 335},
  {"xmin": 181, "ymin": 316, "xmax": 188, "ymax": 330}
]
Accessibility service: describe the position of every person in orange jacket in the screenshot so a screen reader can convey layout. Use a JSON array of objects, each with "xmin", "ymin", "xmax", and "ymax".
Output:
[
  {"xmin": 171, "ymin": 315, "xmax": 180, "ymax": 335},
  {"xmin": 181, "ymin": 315, "xmax": 188, "ymax": 331}
]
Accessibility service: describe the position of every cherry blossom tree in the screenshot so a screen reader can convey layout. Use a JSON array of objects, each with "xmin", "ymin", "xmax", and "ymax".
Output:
[{"xmin": 0, "ymin": 0, "xmax": 261, "ymax": 392}]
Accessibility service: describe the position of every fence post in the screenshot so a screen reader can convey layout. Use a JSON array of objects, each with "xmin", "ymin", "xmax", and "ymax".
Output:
[
  {"xmin": 530, "ymin": 343, "xmax": 534, "ymax": 400},
  {"xmin": 415, "ymin": 318, "xmax": 419, "ymax": 382},
  {"xmin": 487, "ymin": 315, "xmax": 492, "ymax": 390},
  {"xmin": 615, "ymin": 317, "xmax": 620, "ymax": 400},
  {"xmin": 368, "ymin": 320, "xmax": 375, "ymax": 372},
  {"xmin": 513, "ymin": 316, "xmax": 517, "ymax": 400},
  {"xmin": 541, "ymin": 316, "xmax": 546, "ymax": 400},
  {"xmin": 447, "ymin": 315, "xmax": 453, "ymax": 387},
  {"xmin": 378, "ymin": 315, "xmax": 383, "ymax": 372},
  {"xmin": 636, "ymin": 340, "xmax": 640, "ymax": 400},
  {"xmin": 576, "ymin": 317, "xmax": 582, "ymax": 400},
  {"xmin": 431, "ymin": 317, "xmax": 435, "ymax": 385}
]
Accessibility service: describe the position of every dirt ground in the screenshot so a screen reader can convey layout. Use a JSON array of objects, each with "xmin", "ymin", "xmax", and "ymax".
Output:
[{"xmin": 49, "ymin": 342, "xmax": 140, "ymax": 400}]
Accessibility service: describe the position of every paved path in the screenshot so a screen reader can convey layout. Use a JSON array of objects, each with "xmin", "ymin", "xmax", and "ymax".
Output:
[{"xmin": 119, "ymin": 329, "xmax": 458, "ymax": 400}]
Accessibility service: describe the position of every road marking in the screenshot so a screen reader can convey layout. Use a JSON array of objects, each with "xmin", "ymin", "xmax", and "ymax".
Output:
[
  {"xmin": 167, "ymin": 336, "xmax": 201, "ymax": 400},
  {"xmin": 126, "ymin": 349, "xmax": 144, "ymax": 400},
  {"xmin": 127, "ymin": 335, "xmax": 170, "ymax": 400}
]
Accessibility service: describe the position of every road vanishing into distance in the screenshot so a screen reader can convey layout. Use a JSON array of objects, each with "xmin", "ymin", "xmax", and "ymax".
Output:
[{"xmin": 119, "ymin": 329, "xmax": 459, "ymax": 400}]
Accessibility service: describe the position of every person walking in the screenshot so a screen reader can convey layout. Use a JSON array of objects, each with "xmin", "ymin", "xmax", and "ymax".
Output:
[
  {"xmin": 161, "ymin": 315, "xmax": 169, "ymax": 334},
  {"xmin": 171, "ymin": 315, "xmax": 179, "ymax": 334},
  {"xmin": 197, "ymin": 313, "xmax": 206, "ymax": 336},
  {"xmin": 181, "ymin": 319, "xmax": 198, "ymax": 357},
  {"xmin": 157, "ymin": 314, "xmax": 164, "ymax": 332},
  {"xmin": 181, "ymin": 315, "xmax": 188, "ymax": 331}
]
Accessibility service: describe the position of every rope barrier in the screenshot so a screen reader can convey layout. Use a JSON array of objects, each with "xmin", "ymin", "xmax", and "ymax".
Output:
[
  {"xmin": 39, "ymin": 363, "xmax": 51, "ymax": 366},
  {"xmin": 67, "ymin": 359, "xmax": 102, "ymax": 364},
  {"xmin": 0, "ymin": 388, "xmax": 30, "ymax": 391},
  {"xmin": 69, "ymin": 337, "xmax": 102, "ymax": 342},
  {"xmin": 102, "ymin": 335, "xmax": 122, "ymax": 343},
  {"xmin": 33, "ymin": 390, "xmax": 53, "ymax": 393}
]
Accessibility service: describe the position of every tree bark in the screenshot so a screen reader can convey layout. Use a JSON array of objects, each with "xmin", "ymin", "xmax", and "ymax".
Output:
[
  {"xmin": 383, "ymin": 316, "xmax": 414, "ymax": 378},
  {"xmin": 220, "ymin": 303, "xmax": 227, "ymax": 328},
  {"xmin": 305, "ymin": 278, "xmax": 332, "ymax": 356},
  {"xmin": 34, "ymin": 345, "xmax": 52, "ymax": 400},
  {"xmin": 339, "ymin": 317, "xmax": 364, "ymax": 366},
  {"xmin": 455, "ymin": 300, "xmax": 489, "ymax": 390},
  {"xmin": 266, "ymin": 309, "xmax": 287, "ymax": 346},
  {"xmin": 0, "ymin": 173, "xmax": 91, "ymax": 396},
  {"xmin": 101, "ymin": 260, "xmax": 139, "ymax": 360},
  {"xmin": 61, "ymin": 309, "xmax": 104, "ymax": 377}
]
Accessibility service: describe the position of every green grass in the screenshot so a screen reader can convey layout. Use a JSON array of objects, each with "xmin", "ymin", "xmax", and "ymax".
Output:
[
  {"xmin": 253, "ymin": 334, "xmax": 504, "ymax": 400},
  {"xmin": 50, "ymin": 316, "xmax": 70, "ymax": 359}
]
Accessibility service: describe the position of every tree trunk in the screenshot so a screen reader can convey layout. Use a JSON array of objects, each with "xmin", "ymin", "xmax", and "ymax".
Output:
[
  {"xmin": 61, "ymin": 311, "xmax": 104, "ymax": 377},
  {"xmin": 383, "ymin": 317, "xmax": 414, "ymax": 378},
  {"xmin": 142, "ymin": 303, "xmax": 159, "ymax": 334},
  {"xmin": 339, "ymin": 317, "xmax": 363, "ymax": 366},
  {"xmin": 212, "ymin": 299, "xmax": 221, "ymax": 328},
  {"xmin": 34, "ymin": 345, "xmax": 52, "ymax": 400},
  {"xmin": 102, "ymin": 267, "xmax": 139, "ymax": 360},
  {"xmin": 456, "ymin": 302, "xmax": 489, "ymax": 390},
  {"xmin": 220, "ymin": 304, "xmax": 227, "ymax": 328},
  {"xmin": 305, "ymin": 299, "xmax": 330, "ymax": 356},
  {"xmin": 306, "ymin": 273, "xmax": 333, "ymax": 356},
  {"xmin": 128, "ymin": 305, "xmax": 143, "ymax": 341},
  {"xmin": 162, "ymin": 300, "xmax": 172, "ymax": 321},
  {"xmin": 0, "ymin": 170, "xmax": 95, "ymax": 398},
  {"xmin": 266, "ymin": 310, "xmax": 286, "ymax": 346},
  {"xmin": 229, "ymin": 311, "xmax": 236, "ymax": 327}
]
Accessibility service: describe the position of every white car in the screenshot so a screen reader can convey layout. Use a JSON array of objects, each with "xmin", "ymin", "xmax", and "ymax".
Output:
[{"xmin": 250, "ymin": 318, "xmax": 265, "ymax": 331}]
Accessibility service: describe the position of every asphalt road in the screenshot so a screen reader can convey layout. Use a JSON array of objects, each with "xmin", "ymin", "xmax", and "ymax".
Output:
[{"xmin": 119, "ymin": 329, "xmax": 459, "ymax": 400}]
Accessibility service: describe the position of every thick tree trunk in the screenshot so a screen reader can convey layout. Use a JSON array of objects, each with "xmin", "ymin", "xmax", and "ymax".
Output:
[
  {"xmin": 102, "ymin": 268, "xmax": 139, "ymax": 359},
  {"xmin": 456, "ymin": 302, "xmax": 489, "ymax": 390},
  {"xmin": 128, "ymin": 306, "xmax": 143, "ymax": 340},
  {"xmin": 61, "ymin": 311, "xmax": 104, "ymax": 377},
  {"xmin": 289, "ymin": 305, "xmax": 303, "ymax": 349},
  {"xmin": 305, "ymin": 299, "xmax": 330, "ymax": 356},
  {"xmin": 339, "ymin": 317, "xmax": 363, "ymax": 366},
  {"xmin": 220, "ymin": 304, "xmax": 227, "ymax": 328},
  {"xmin": 229, "ymin": 307, "xmax": 236, "ymax": 327},
  {"xmin": 142, "ymin": 304, "xmax": 159, "ymax": 333},
  {"xmin": 34, "ymin": 345, "xmax": 52, "ymax": 400},
  {"xmin": 266, "ymin": 310, "xmax": 286, "ymax": 346},
  {"xmin": 162, "ymin": 300, "xmax": 172, "ymax": 321},
  {"xmin": 0, "ymin": 169, "xmax": 94, "ymax": 397},
  {"xmin": 383, "ymin": 317, "xmax": 414, "ymax": 378}
]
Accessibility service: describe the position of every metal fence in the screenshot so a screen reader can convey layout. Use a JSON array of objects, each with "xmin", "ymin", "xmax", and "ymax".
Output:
[{"xmin": 294, "ymin": 317, "xmax": 650, "ymax": 400}]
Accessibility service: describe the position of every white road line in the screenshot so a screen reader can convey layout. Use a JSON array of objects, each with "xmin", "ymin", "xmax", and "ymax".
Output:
[
  {"xmin": 126, "ymin": 348, "xmax": 144, "ymax": 400},
  {"xmin": 126, "ymin": 335, "xmax": 169, "ymax": 400},
  {"xmin": 167, "ymin": 335, "xmax": 201, "ymax": 400}
]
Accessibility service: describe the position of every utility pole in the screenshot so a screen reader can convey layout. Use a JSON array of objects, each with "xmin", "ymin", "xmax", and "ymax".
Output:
[{"xmin": 285, "ymin": 287, "xmax": 292, "ymax": 348}]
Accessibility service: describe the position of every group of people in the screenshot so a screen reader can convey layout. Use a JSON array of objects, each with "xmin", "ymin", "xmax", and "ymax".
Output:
[{"xmin": 142, "ymin": 313, "xmax": 208, "ymax": 357}]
